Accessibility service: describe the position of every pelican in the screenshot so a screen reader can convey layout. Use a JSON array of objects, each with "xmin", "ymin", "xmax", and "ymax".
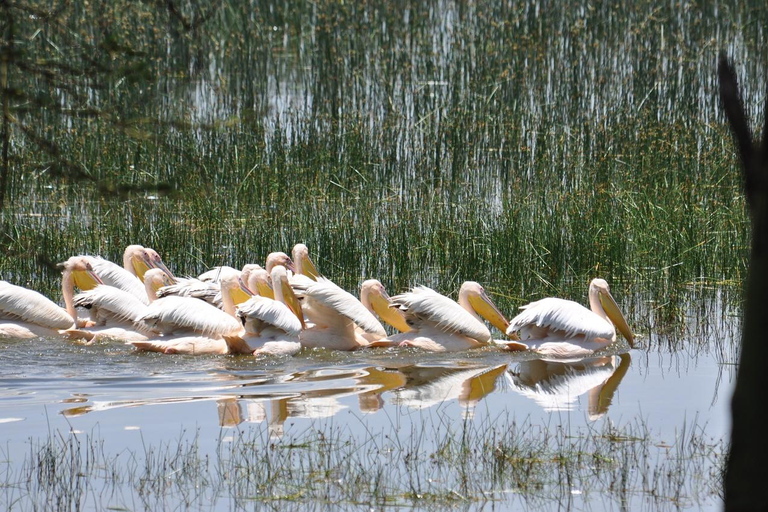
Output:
[
  {"xmin": 122, "ymin": 245, "xmax": 171, "ymax": 282},
  {"xmin": 0, "ymin": 281, "xmax": 75, "ymax": 338},
  {"xmin": 158, "ymin": 265, "xmax": 252, "ymax": 309},
  {"xmin": 501, "ymin": 278, "xmax": 634, "ymax": 358},
  {"xmin": 292, "ymin": 243, "xmax": 320, "ymax": 280},
  {"xmin": 223, "ymin": 265, "xmax": 303, "ymax": 356},
  {"xmin": 64, "ymin": 252, "xmax": 149, "ymax": 305},
  {"xmin": 129, "ymin": 270, "xmax": 245, "ymax": 355},
  {"xmin": 291, "ymin": 275, "xmax": 385, "ymax": 350},
  {"xmin": 65, "ymin": 269, "xmax": 174, "ymax": 342},
  {"xmin": 59, "ymin": 256, "xmax": 106, "ymax": 327},
  {"xmin": 381, "ymin": 282, "xmax": 510, "ymax": 352},
  {"xmin": 246, "ymin": 266, "xmax": 274, "ymax": 299},
  {"xmin": 359, "ymin": 279, "xmax": 411, "ymax": 334}
]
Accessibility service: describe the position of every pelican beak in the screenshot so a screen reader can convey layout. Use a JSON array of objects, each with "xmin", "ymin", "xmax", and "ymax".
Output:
[
  {"xmin": 256, "ymin": 280, "xmax": 275, "ymax": 299},
  {"xmin": 73, "ymin": 268, "xmax": 102, "ymax": 290},
  {"xmin": 599, "ymin": 291, "xmax": 634, "ymax": 346},
  {"xmin": 152, "ymin": 258, "xmax": 175, "ymax": 281},
  {"xmin": 281, "ymin": 279, "xmax": 305, "ymax": 329},
  {"xmin": 230, "ymin": 278, "xmax": 253, "ymax": 305},
  {"xmin": 469, "ymin": 291, "xmax": 510, "ymax": 334},
  {"xmin": 301, "ymin": 256, "xmax": 320, "ymax": 280},
  {"xmin": 132, "ymin": 254, "xmax": 153, "ymax": 282},
  {"xmin": 370, "ymin": 292, "xmax": 411, "ymax": 332}
]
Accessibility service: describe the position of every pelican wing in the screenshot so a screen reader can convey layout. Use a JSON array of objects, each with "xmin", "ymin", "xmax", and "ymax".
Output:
[
  {"xmin": 508, "ymin": 298, "xmax": 615, "ymax": 340},
  {"xmin": 0, "ymin": 281, "xmax": 74, "ymax": 329},
  {"xmin": 135, "ymin": 296, "xmax": 241, "ymax": 336},
  {"xmin": 73, "ymin": 285, "xmax": 149, "ymax": 325},
  {"xmin": 237, "ymin": 296, "xmax": 302, "ymax": 336},
  {"xmin": 292, "ymin": 276, "xmax": 385, "ymax": 336},
  {"xmin": 86, "ymin": 256, "xmax": 148, "ymax": 305},
  {"xmin": 391, "ymin": 286, "xmax": 491, "ymax": 342},
  {"xmin": 158, "ymin": 278, "xmax": 221, "ymax": 303}
]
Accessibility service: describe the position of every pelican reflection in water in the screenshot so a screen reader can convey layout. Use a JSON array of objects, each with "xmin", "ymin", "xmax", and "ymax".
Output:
[{"xmin": 505, "ymin": 353, "xmax": 631, "ymax": 419}]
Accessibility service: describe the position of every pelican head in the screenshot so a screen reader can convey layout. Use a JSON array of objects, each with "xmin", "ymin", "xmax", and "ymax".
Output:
[
  {"xmin": 360, "ymin": 279, "xmax": 411, "ymax": 333},
  {"xmin": 266, "ymin": 252, "xmax": 295, "ymax": 274},
  {"xmin": 589, "ymin": 278, "xmax": 634, "ymax": 346},
  {"xmin": 123, "ymin": 245, "xmax": 154, "ymax": 280},
  {"xmin": 144, "ymin": 248, "xmax": 174, "ymax": 281},
  {"xmin": 59, "ymin": 256, "xmax": 103, "ymax": 290},
  {"xmin": 292, "ymin": 243, "xmax": 320, "ymax": 280},
  {"xmin": 458, "ymin": 281, "xmax": 510, "ymax": 334},
  {"xmin": 219, "ymin": 270, "xmax": 254, "ymax": 306},
  {"xmin": 247, "ymin": 267, "xmax": 274, "ymax": 299},
  {"xmin": 144, "ymin": 268, "xmax": 174, "ymax": 301}
]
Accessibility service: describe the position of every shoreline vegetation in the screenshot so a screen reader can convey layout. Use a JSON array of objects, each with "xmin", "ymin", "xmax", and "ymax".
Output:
[{"xmin": 2, "ymin": 413, "xmax": 723, "ymax": 511}]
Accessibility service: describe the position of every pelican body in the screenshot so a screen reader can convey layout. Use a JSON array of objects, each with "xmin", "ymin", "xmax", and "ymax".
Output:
[
  {"xmin": 383, "ymin": 282, "xmax": 510, "ymax": 352},
  {"xmin": 291, "ymin": 275, "xmax": 385, "ymax": 351},
  {"xmin": 504, "ymin": 278, "xmax": 634, "ymax": 358},
  {"xmin": 0, "ymin": 281, "xmax": 75, "ymax": 338}
]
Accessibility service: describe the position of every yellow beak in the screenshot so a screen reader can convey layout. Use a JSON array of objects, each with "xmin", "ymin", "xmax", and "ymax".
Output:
[
  {"xmin": 301, "ymin": 256, "xmax": 321, "ymax": 280},
  {"xmin": 131, "ymin": 255, "xmax": 153, "ymax": 282},
  {"xmin": 72, "ymin": 269, "xmax": 102, "ymax": 291},
  {"xmin": 468, "ymin": 291, "xmax": 510, "ymax": 335},
  {"xmin": 370, "ymin": 293, "xmax": 411, "ymax": 332},
  {"xmin": 599, "ymin": 291, "xmax": 634, "ymax": 346},
  {"xmin": 281, "ymin": 279, "xmax": 305, "ymax": 329}
]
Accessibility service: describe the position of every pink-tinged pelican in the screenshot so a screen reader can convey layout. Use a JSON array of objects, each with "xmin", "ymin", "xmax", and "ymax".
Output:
[
  {"xmin": 65, "ymin": 269, "xmax": 175, "ymax": 342},
  {"xmin": 0, "ymin": 281, "xmax": 75, "ymax": 338},
  {"xmin": 122, "ymin": 245, "xmax": 171, "ymax": 282},
  {"xmin": 359, "ymin": 279, "xmax": 411, "ymax": 334},
  {"xmin": 292, "ymin": 244, "xmax": 321, "ymax": 280},
  {"xmin": 59, "ymin": 256, "xmax": 105, "ymax": 327},
  {"xmin": 224, "ymin": 266, "xmax": 304, "ymax": 356},
  {"xmin": 246, "ymin": 266, "xmax": 274, "ymax": 299},
  {"xmin": 381, "ymin": 282, "xmax": 510, "ymax": 352},
  {"xmin": 502, "ymin": 278, "xmax": 634, "ymax": 358},
  {"xmin": 291, "ymin": 275, "xmax": 386, "ymax": 350},
  {"xmin": 66, "ymin": 253, "xmax": 149, "ymax": 305},
  {"xmin": 128, "ymin": 269, "xmax": 246, "ymax": 355}
]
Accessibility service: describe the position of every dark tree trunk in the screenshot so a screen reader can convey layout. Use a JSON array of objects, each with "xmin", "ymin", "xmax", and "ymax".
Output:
[{"xmin": 718, "ymin": 55, "xmax": 768, "ymax": 511}]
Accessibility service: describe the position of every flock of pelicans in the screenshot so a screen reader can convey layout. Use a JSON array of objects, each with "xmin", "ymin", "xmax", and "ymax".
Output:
[{"xmin": 0, "ymin": 244, "xmax": 635, "ymax": 358}]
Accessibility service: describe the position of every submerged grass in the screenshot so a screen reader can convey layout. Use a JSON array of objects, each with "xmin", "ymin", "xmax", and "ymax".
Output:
[{"xmin": 0, "ymin": 414, "xmax": 724, "ymax": 511}]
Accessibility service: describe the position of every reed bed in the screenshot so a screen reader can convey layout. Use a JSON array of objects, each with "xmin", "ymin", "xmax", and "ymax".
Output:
[{"xmin": 0, "ymin": 413, "xmax": 724, "ymax": 511}]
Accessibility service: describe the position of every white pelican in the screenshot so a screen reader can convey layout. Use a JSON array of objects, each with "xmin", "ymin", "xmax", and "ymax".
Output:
[
  {"xmin": 292, "ymin": 243, "xmax": 320, "ymax": 280},
  {"xmin": 246, "ymin": 266, "xmax": 274, "ymax": 299},
  {"xmin": 59, "ymin": 256, "xmax": 106, "ymax": 327},
  {"xmin": 65, "ymin": 269, "xmax": 174, "ymax": 342},
  {"xmin": 291, "ymin": 275, "xmax": 385, "ymax": 350},
  {"xmin": 502, "ymin": 278, "xmax": 634, "ymax": 358},
  {"xmin": 129, "ymin": 270, "xmax": 245, "ymax": 355},
  {"xmin": 65, "ymin": 253, "xmax": 149, "ymax": 305},
  {"xmin": 122, "ymin": 244, "xmax": 171, "ymax": 282},
  {"xmin": 158, "ymin": 266, "xmax": 252, "ymax": 309},
  {"xmin": 0, "ymin": 281, "xmax": 75, "ymax": 338},
  {"xmin": 359, "ymin": 279, "xmax": 411, "ymax": 333},
  {"xmin": 223, "ymin": 266, "xmax": 303, "ymax": 356},
  {"xmin": 381, "ymin": 282, "xmax": 510, "ymax": 352}
]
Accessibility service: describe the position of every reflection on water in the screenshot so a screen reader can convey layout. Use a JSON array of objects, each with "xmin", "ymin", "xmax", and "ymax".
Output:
[
  {"xmin": 505, "ymin": 354, "xmax": 631, "ymax": 420},
  {"xmin": 54, "ymin": 352, "xmax": 632, "ymax": 431}
]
